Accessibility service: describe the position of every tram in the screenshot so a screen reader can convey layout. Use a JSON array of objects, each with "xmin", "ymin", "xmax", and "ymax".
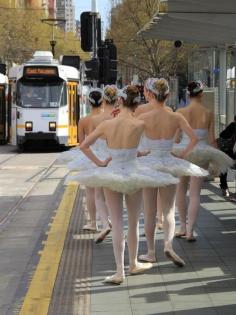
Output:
[
  {"xmin": 8, "ymin": 51, "xmax": 80, "ymax": 150},
  {"xmin": 0, "ymin": 72, "xmax": 8, "ymax": 144}
]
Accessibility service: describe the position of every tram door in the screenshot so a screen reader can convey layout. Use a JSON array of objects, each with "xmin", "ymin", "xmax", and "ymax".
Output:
[
  {"xmin": 68, "ymin": 82, "xmax": 79, "ymax": 146},
  {"xmin": 0, "ymin": 85, "xmax": 6, "ymax": 144}
]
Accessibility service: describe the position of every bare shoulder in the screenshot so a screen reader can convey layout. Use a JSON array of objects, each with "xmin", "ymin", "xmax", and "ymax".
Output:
[
  {"xmin": 176, "ymin": 107, "xmax": 186, "ymax": 115},
  {"xmin": 79, "ymin": 115, "xmax": 90, "ymax": 126},
  {"xmin": 135, "ymin": 103, "xmax": 149, "ymax": 116}
]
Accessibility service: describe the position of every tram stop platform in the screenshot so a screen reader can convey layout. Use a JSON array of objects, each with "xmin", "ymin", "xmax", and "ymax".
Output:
[{"xmin": 19, "ymin": 179, "xmax": 236, "ymax": 315}]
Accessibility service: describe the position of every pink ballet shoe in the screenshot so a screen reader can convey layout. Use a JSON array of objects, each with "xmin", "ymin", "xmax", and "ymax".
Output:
[
  {"xmin": 164, "ymin": 248, "xmax": 185, "ymax": 267},
  {"xmin": 129, "ymin": 262, "xmax": 153, "ymax": 275},
  {"xmin": 138, "ymin": 254, "xmax": 157, "ymax": 263},
  {"xmin": 104, "ymin": 274, "xmax": 125, "ymax": 285},
  {"xmin": 94, "ymin": 228, "xmax": 111, "ymax": 244},
  {"xmin": 83, "ymin": 224, "xmax": 98, "ymax": 232}
]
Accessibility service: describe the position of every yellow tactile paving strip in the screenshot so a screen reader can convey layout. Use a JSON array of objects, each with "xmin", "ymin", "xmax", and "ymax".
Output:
[{"xmin": 19, "ymin": 183, "xmax": 79, "ymax": 315}]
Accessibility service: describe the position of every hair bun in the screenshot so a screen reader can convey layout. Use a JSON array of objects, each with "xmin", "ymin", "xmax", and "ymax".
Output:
[
  {"xmin": 103, "ymin": 85, "xmax": 118, "ymax": 103},
  {"xmin": 88, "ymin": 88, "xmax": 103, "ymax": 107},
  {"xmin": 187, "ymin": 81, "xmax": 203, "ymax": 96}
]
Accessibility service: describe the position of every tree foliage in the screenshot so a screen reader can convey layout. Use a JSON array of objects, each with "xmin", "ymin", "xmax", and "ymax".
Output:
[
  {"xmin": 0, "ymin": 1, "xmax": 88, "ymax": 66},
  {"xmin": 108, "ymin": 0, "xmax": 192, "ymax": 82}
]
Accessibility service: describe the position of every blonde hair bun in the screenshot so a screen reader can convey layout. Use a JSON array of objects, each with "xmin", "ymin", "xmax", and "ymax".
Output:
[{"xmin": 103, "ymin": 85, "xmax": 118, "ymax": 103}]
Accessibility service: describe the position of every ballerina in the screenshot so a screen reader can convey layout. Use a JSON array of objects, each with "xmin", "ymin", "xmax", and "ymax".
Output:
[
  {"xmin": 59, "ymin": 88, "xmax": 103, "ymax": 232},
  {"xmin": 137, "ymin": 78, "xmax": 208, "ymax": 266},
  {"xmin": 173, "ymin": 81, "xmax": 234, "ymax": 241},
  {"xmin": 89, "ymin": 85, "xmax": 119, "ymax": 243},
  {"xmin": 74, "ymin": 85, "xmax": 179, "ymax": 284},
  {"xmin": 136, "ymin": 78, "xmax": 173, "ymax": 230}
]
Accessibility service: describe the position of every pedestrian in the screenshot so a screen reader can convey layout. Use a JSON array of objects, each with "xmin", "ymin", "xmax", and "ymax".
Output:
[
  {"xmin": 137, "ymin": 78, "xmax": 207, "ymax": 266},
  {"xmin": 174, "ymin": 81, "xmax": 234, "ymax": 241},
  {"xmin": 76, "ymin": 85, "xmax": 179, "ymax": 284},
  {"xmin": 217, "ymin": 116, "xmax": 236, "ymax": 196}
]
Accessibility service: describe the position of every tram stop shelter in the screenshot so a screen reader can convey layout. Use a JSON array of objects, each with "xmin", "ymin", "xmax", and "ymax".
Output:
[{"xmin": 138, "ymin": 0, "xmax": 236, "ymax": 133}]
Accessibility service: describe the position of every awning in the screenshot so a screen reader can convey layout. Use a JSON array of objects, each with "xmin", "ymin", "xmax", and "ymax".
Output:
[{"xmin": 138, "ymin": 0, "xmax": 236, "ymax": 46}]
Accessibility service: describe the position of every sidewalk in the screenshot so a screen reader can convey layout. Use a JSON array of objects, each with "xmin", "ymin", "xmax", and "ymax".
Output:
[{"xmin": 49, "ymin": 179, "xmax": 236, "ymax": 315}]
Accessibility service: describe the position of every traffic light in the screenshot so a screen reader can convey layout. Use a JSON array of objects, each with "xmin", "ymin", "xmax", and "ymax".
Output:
[
  {"xmin": 98, "ymin": 39, "xmax": 118, "ymax": 85},
  {"xmin": 85, "ymin": 58, "xmax": 99, "ymax": 80},
  {"xmin": 0, "ymin": 63, "xmax": 7, "ymax": 75},
  {"xmin": 98, "ymin": 45, "xmax": 109, "ymax": 84},
  {"xmin": 80, "ymin": 12, "xmax": 102, "ymax": 53},
  {"xmin": 106, "ymin": 40, "xmax": 118, "ymax": 84},
  {"xmin": 81, "ymin": 12, "xmax": 93, "ymax": 52}
]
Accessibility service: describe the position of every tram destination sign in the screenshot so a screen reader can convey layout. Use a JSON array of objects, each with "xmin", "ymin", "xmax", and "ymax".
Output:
[{"xmin": 24, "ymin": 66, "xmax": 58, "ymax": 77}]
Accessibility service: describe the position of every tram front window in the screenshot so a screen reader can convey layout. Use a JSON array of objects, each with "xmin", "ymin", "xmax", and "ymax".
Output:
[{"xmin": 18, "ymin": 81, "xmax": 67, "ymax": 108}]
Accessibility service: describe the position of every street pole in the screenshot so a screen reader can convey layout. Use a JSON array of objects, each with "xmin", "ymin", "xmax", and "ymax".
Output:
[
  {"xmin": 91, "ymin": 0, "xmax": 98, "ymax": 59},
  {"xmin": 91, "ymin": 0, "xmax": 98, "ymax": 86}
]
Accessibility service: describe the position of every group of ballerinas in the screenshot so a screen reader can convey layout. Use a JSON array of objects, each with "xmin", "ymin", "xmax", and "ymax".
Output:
[{"xmin": 61, "ymin": 79, "xmax": 233, "ymax": 285}]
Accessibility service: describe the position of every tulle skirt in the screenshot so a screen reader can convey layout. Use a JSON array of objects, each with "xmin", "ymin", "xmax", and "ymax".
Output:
[
  {"xmin": 67, "ymin": 159, "xmax": 179, "ymax": 194},
  {"xmin": 139, "ymin": 151, "xmax": 209, "ymax": 178},
  {"xmin": 173, "ymin": 143, "xmax": 234, "ymax": 174}
]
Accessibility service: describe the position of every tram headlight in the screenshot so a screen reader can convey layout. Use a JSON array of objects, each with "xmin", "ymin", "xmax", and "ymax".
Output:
[
  {"xmin": 49, "ymin": 121, "xmax": 57, "ymax": 131},
  {"xmin": 25, "ymin": 121, "xmax": 33, "ymax": 132}
]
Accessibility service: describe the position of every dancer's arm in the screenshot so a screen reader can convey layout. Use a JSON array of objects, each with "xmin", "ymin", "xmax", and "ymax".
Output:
[
  {"xmin": 174, "ymin": 128, "xmax": 182, "ymax": 144},
  {"xmin": 80, "ymin": 122, "xmax": 111, "ymax": 167},
  {"xmin": 176, "ymin": 114, "xmax": 198, "ymax": 158},
  {"xmin": 78, "ymin": 118, "xmax": 86, "ymax": 143}
]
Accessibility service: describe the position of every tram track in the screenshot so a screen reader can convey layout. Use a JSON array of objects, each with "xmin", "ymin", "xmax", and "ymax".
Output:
[
  {"xmin": 0, "ymin": 152, "xmax": 19, "ymax": 166},
  {"xmin": 0, "ymin": 156, "xmax": 58, "ymax": 231}
]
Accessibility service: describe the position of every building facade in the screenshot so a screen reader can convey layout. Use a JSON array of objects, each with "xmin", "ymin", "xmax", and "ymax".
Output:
[{"xmin": 56, "ymin": 0, "xmax": 76, "ymax": 33}]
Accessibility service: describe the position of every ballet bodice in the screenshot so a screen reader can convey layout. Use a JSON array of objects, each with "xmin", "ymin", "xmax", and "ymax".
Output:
[
  {"xmin": 91, "ymin": 138, "xmax": 108, "ymax": 152},
  {"xmin": 181, "ymin": 128, "xmax": 208, "ymax": 145},
  {"xmin": 141, "ymin": 136, "xmax": 174, "ymax": 157},
  {"xmin": 108, "ymin": 148, "xmax": 137, "ymax": 166}
]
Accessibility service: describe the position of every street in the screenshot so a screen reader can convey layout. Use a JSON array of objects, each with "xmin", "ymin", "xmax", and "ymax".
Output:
[{"xmin": 0, "ymin": 145, "xmax": 68, "ymax": 314}]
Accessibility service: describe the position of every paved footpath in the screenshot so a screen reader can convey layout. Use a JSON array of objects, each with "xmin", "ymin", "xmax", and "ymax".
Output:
[{"xmin": 46, "ymin": 178, "xmax": 236, "ymax": 315}]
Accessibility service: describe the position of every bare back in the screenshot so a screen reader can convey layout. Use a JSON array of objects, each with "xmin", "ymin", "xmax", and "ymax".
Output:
[
  {"xmin": 102, "ymin": 116, "xmax": 145, "ymax": 149},
  {"xmin": 177, "ymin": 103, "xmax": 212, "ymax": 130},
  {"xmin": 139, "ymin": 107, "xmax": 182, "ymax": 140},
  {"xmin": 79, "ymin": 114, "xmax": 94, "ymax": 143}
]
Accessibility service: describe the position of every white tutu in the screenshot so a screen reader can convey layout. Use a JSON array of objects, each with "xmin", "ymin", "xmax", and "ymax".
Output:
[
  {"xmin": 67, "ymin": 147, "xmax": 179, "ymax": 194},
  {"xmin": 139, "ymin": 136, "xmax": 208, "ymax": 177},
  {"xmin": 173, "ymin": 129, "xmax": 234, "ymax": 174},
  {"xmin": 58, "ymin": 139, "xmax": 109, "ymax": 171}
]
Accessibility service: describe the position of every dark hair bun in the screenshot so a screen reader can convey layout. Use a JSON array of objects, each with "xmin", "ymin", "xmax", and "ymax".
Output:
[
  {"xmin": 188, "ymin": 81, "xmax": 203, "ymax": 97},
  {"xmin": 122, "ymin": 85, "xmax": 140, "ymax": 109},
  {"xmin": 88, "ymin": 89, "xmax": 103, "ymax": 107}
]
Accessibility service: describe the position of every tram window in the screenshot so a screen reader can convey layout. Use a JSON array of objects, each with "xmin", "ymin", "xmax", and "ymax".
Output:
[{"xmin": 17, "ymin": 80, "xmax": 67, "ymax": 108}]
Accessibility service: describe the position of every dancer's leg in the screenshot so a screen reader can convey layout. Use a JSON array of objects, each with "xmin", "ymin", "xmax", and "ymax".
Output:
[
  {"xmin": 156, "ymin": 191, "xmax": 163, "ymax": 230},
  {"xmin": 140, "ymin": 188, "xmax": 158, "ymax": 262},
  {"xmin": 176, "ymin": 177, "xmax": 189, "ymax": 235},
  {"xmin": 187, "ymin": 176, "xmax": 204, "ymax": 240},
  {"xmin": 159, "ymin": 184, "xmax": 176, "ymax": 248},
  {"xmin": 126, "ymin": 191, "xmax": 153, "ymax": 273},
  {"xmin": 104, "ymin": 188, "xmax": 124, "ymax": 279},
  {"xmin": 84, "ymin": 187, "xmax": 97, "ymax": 230},
  {"xmin": 95, "ymin": 188, "xmax": 110, "ymax": 229},
  {"xmin": 125, "ymin": 191, "xmax": 141, "ymax": 268},
  {"xmin": 159, "ymin": 184, "xmax": 185, "ymax": 267}
]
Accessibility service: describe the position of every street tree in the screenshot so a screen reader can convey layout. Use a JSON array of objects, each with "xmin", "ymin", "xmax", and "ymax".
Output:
[{"xmin": 108, "ymin": 0, "xmax": 192, "ymax": 82}]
